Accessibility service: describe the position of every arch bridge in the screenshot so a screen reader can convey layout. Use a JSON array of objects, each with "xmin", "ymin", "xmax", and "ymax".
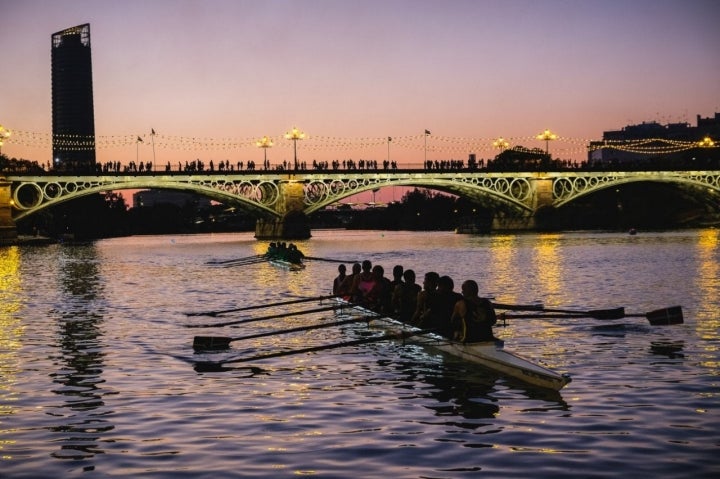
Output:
[{"xmin": 2, "ymin": 169, "xmax": 719, "ymax": 242}]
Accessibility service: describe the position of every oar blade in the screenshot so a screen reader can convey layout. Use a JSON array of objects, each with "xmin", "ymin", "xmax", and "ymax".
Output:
[
  {"xmin": 193, "ymin": 336, "xmax": 232, "ymax": 351},
  {"xmin": 646, "ymin": 306, "xmax": 684, "ymax": 325}
]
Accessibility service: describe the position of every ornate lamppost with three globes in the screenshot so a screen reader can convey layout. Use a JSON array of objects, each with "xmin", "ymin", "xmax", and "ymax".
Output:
[
  {"xmin": 536, "ymin": 129, "xmax": 558, "ymax": 156},
  {"xmin": 284, "ymin": 126, "xmax": 305, "ymax": 170}
]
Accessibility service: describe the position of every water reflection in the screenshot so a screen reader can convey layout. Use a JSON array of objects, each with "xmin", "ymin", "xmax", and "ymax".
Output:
[
  {"xmin": 695, "ymin": 229, "xmax": 719, "ymax": 340},
  {"xmin": 49, "ymin": 244, "xmax": 113, "ymax": 460},
  {"xmin": 532, "ymin": 234, "xmax": 563, "ymax": 301},
  {"xmin": 650, "ymin": 340, "xmax": 685, "ymax": 359},
  {"xmin": 383, "ymin": 347, "xmax": 568, "ymax": 427},
  {"xmin": 0, "ymin": 246, "xmax": 23, "ymax": 453},
  {"xmin": 486, "ymin": 235, "xmax": 519, "ymax": 299}
]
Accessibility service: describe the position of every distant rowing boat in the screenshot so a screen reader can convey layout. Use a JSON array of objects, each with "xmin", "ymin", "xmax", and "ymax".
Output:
[
  {"xmin": 267, "ymin": 257, "xmax": 306, "ymax": 271},
  {"xmin": 265, "ymin": 242, "xmax": 306, "ymax": 271},
  {"xmin": 338, "ymin": 299, "xmax": 571, "ymax": 391}
]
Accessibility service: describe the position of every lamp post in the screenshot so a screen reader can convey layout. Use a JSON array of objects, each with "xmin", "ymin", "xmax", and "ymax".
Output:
[
  {"xmin": 698, "ymin": 136, "xmax": 715, "ymax": 148},
  {"xmin": 536, "ymin": 129, "xmax": 558, "ymax": 156},
  {"xmin": 493, "ymin": 137, "xmax": 509, "ymax": 153},
  {"xmin": 285, "ymin": 126, "xmax": 305, "ymax": 170},
  {"xmin": 256, "ymin": 136, "xmax": 274, "ymax": 167},
  {"xmin": 0, "ymin": 125, "xmax": 11, "ymax": 156}
]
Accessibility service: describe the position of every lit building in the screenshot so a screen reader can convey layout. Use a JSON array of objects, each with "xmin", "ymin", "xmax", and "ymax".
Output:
[
  {"xmin": 588, "ymin": 113, "xmax": 720, "ymax": 164},
  {"xmin": 51, "ymin": 23, "xmax": 96, "ymax": 170}
]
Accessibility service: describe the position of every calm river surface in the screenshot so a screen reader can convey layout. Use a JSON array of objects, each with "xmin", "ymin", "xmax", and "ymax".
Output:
[{"xmin": 1, "ymin": 229, "xmax": 718, "ymax": 478}]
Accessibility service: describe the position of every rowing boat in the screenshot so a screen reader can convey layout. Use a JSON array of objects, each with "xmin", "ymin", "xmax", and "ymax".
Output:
[
  {"xmin": 337, "ymin": 299, "xmax": 571, "ymax": 391},
  {"xmin": 267, "ymin": 257, "xmax": 306, "ymax": 271}
]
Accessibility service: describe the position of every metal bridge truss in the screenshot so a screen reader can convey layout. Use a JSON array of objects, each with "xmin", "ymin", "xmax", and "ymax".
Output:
[
  {"xmin": 7, "ymin": 170, "xmax": 720, "ymax": 221},
  {"xmin": 301, "ymin": 172, "xmax": 536, "ymax": 214},
  {"xmin": 550, "ymin": 171, "xmax": 720, "ymax": 207}
]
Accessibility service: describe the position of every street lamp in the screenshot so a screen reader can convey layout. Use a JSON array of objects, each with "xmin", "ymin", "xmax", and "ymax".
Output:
[
  {"xmin": 0, "ymin": 125, "xmax": 11, "ymax": 156},
  {"xmin": 256, "ymin": 136, "xmax": 274, "ymax": 167},
  {"xmin": 536, "ymin": 129, "xmax": 558, "ymax": 155},
  {"xmin": 493, "ymin": 137, "xmax": 509, "ymax": 152},
  {"xmin": 285, "ymin": 126, "xmax": 305, "ymax": 169},
  {"xmin": 698, "ymin": 136, "xmax": 715, "ymax": 148}
]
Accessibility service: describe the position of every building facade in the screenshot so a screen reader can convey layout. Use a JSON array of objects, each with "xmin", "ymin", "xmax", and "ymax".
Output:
[
  {"xmin": 51, "ymin": 23, "xmax": 96, "ymax": 170},
  {"xmin": 588, "ymin": 113, "xmax": 720, "ymax": 165}
]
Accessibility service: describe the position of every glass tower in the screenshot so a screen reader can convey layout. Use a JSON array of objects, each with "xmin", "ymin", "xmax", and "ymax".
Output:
[{"xmin": 51, "ymin": 23, "xmax": 96, "ymax": 170}]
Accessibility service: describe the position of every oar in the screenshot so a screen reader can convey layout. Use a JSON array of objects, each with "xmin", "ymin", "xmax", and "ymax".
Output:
[
  {"xmin": 220, "ymin": 258, "xmax": 268, "ymax": 268},
  {"xmin": 500, "ymin": 313, "xmax": 615, "ymax": 319},
  {"xmin": 493, "ymin": 302, "xmax": 626, "ymax": 320},
  {"xmin": 631, "ymin": 305, "xmax": 683, "ymax": 325},
  {"xmin": 193, "ymin": 316, "xmax": 376, "ymax": 351},
  {"xmin": 491, "ymin": 302, "xmax": 545, "ymax": 311},
  {"xmin": 186, "ymin": 294, "xmax": 339, "ymax": 317},
  {"xmin": 194, "ymin": 330, "xmax": 423, "ymax": 372},
  {"xmin": 185, "ymin": 304, "xmax": 347, "ymax": 328},
  {"xmin": 206, "ymin": 255, "xmax": 263, "ymax": 265},
  {"xmin": 500, "ymin": 305, "xmax": 683, "ymax": 325},
  {"xmin": 304, "ymin": 256, "xmax": 359, "ymax": 264}
]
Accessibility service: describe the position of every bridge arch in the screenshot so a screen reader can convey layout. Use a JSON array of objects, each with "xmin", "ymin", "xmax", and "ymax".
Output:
[
  {"xmin": 301, "ymin": 173, "xmax": 536, "ymax": 215},
  {"xmin": 9, "ymin": 176, "xmax": 283, "ymax": 221},
  {"xmin": 551, "ymin": 171, "xmax": 720, "ymax": 208}
]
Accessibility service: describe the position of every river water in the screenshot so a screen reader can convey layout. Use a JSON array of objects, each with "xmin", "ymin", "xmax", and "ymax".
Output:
[{"xmin": 1, "ymin": 229, "xmax": 718, "ymax": 478}]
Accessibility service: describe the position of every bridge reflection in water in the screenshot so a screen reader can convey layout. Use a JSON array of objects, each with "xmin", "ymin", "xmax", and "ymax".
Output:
[{"xmin": 2, "ymin": 169, "xmax": 720, "ymax": 241}]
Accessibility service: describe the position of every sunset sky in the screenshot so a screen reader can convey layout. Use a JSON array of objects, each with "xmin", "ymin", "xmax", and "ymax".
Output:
[{"xmin": 2, "ymin": 0, "xmax": 719, "ymax": 168}]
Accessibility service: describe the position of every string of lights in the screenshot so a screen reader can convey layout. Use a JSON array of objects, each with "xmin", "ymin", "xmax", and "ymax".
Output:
[{"xmin": 2, "ymin": 129, "xmax": 715, "ymax": 155}]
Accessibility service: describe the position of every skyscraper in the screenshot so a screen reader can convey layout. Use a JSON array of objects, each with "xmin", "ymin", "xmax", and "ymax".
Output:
[{"xmin": 51, "ymin": 23, "xmax": 96, "ymax": 170}]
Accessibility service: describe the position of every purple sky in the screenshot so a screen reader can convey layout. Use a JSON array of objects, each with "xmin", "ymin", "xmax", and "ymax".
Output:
[{"xmin": 2, "ymin": 0, "xmax": 719, "ymax": 168}]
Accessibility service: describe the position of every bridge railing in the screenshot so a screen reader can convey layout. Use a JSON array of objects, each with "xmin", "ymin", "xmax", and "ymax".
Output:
[{"xmin": 2, "ymin": 156, "xmax": 719, "ymax": 176}]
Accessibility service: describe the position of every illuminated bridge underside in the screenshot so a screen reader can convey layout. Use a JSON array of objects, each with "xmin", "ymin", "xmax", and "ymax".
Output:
[
  {"xmin": 7, "ymin": 171, "xmax": 720, "ymax": 221},
  {"xmin": 550, "ymin": 171, "xmax": 720, "ymax": 207}
]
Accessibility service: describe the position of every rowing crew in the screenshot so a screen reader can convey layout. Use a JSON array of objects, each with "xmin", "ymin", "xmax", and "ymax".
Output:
[
  {"xmin": 266, "ymin": 242, "xmax": 305, "ymax": 264},
  {"xmin": 334, "ymin": 261, "xmax": 498, "ymax": 343}
]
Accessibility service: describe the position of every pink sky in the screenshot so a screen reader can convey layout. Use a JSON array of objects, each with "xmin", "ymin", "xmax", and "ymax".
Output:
[{"xmin": 2, "ymin": 0, "xmax": 719, "ymax": 169}]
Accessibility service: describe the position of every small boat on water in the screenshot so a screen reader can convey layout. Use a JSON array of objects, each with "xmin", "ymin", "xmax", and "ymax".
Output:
[
  {"xmin": 265, "ymin": 242, "xmax": 306, "ymax": 270},
  {"xmin": 267, "ymin": 257, "xmax": 306, "ymax": 271},
  {"xmin": 337, "ymin": 299, "xmax": 571, "ymax": 391}
]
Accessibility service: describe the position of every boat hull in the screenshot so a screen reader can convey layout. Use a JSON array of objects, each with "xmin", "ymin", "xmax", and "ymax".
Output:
[
  {"xmin": 337, "ymin": 300, "xmax": 571, "ymax": 391},
  {"xmin": 267, "ymin": 258, "xmax": 305, "ymax": 271}
]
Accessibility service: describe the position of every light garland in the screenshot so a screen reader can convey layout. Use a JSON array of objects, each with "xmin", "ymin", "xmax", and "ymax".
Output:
[{"xmin": 2, "ymin": 129, "xmax": 715, "ymax": 156}]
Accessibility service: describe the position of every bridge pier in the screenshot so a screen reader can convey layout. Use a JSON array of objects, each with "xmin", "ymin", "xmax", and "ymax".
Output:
[
  {"xmin": 254, "ymin": 180, "xmax": 311, "ymax": 240},
  {"xmin": 490, "ymin": 176, "xmax": 555, "ymax": 231},
  {"xmin": 0, "ymin": 178, "xmax": 18, "ymax": 245}
]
